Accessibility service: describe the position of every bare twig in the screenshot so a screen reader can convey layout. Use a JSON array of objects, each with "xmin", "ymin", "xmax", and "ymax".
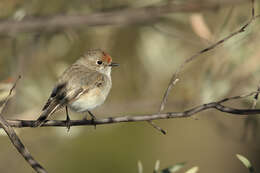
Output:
[
  {"xmin": 0, "ymin": 76, "xmax": 20, "ymax": 113},
  {"xmin": 2, "ymin": 90, "xmax": 260, "ymax": 129},
  {"xmin": 146, "ymin": 78, "xmax": 179, "ymax": 135},
  {"xmin": 0, "ymin": 0, "xmax": 246, "ymax": 34},
  {"xmin": 218, "ymin": 91, "xmax": 260, "ymax": 104},
  {"xmin": 242, "ymin": 82, "xmax": 260, "ymax": 140},
  {"xmin": 159, "ymin": 0, "xmax": 258, "ymax": 113},
  {"xmin": 0, "ymin": 76, "xmax": 47, "ymax": 173},
  {"xmin": 146, "ymin": 120, "xmax": 167, "ymax": 135}
]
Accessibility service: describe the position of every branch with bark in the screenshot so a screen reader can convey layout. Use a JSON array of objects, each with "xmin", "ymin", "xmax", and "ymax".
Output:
[
  {"xmin": 158, "ymin": 0, "xmax": 259, "ymax": 113},
  {"xmin": 0, "ymin": 0, "xmax": 259, "ymax": 172},
  {"xmin": 0, "ymin": 0, "xmax": 246, "ymax": 34},
  {"xmin": 0, "ymin": 77, "xmax": 47, "ymax": 173},
  {"xmin": 3, "ymin": 91, "xmax": 260, "ymax": 128}
]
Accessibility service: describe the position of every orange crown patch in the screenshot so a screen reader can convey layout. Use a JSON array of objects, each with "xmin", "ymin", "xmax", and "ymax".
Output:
[{"xmin": 102, "ymin": 52, "xmax": 112, "ymax": 64}]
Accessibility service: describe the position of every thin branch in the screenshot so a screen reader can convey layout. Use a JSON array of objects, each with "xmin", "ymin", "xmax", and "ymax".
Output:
[
  {"xmin": 0, "ymin": 76, "xmax": 47, "ymax": 173},
  {"xmin": 241, "ymin": 81, "xmax": 260, "ymax": 140},
  {"xmin": 147, "ymin": 78, "xmax": 178, "ymax": 135},
  {"xmin": 0, "ymin": 76, "xmax": 20, "ymax": 113},
  {"xmin": 218, "ymin": 91, "xmax": 260, "ymax": 104},
  {"xmin": 146, "ymin": 120, "xmax": 167, "ymax": 135},
  {"xmin": 2, "ymin": 90, "xmax": 260, "ymax": 128},
  {"xmin": 159, "ymin": 0, "xmax": 259, "ymax": 113},
  {"xmin": 0, "ymin": 0, "xmax": 246, "ymax": 34}
]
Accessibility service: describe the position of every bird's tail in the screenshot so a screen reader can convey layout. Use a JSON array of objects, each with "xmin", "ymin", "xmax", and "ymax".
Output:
[
  {"xmin": 34, "ymin": 113, "xmax": 48, "ymax": 127},
  {"xmin": 34, "ymin": 101, "xmax": 60, "ymax": 127}
]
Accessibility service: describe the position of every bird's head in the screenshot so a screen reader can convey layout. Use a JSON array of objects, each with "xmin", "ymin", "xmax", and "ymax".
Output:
[{"xmin": 80, "ymin": 49, "xmax": 119, "ymax": 75}]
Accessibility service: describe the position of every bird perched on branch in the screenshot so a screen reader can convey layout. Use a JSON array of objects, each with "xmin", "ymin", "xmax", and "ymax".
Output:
[{"xmin": 34, "ymin": 49, "xmax": 119, "ymax": 129}]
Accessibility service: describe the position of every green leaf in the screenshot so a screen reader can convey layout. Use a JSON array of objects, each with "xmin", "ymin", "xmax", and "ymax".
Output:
[
  {"xmin": 137, "ymin": 160, "xmax": 143, "ymax": 173},
  {"xmin": 154, "ymin": 160, "xmax": 160, "ymax": 173},
  {"xmin": 236, "ymin": 154, "xmax": 254, "ymax": 173},
  {"xmin": 185, "ymin": 166, "xmax": 199, "ymax": 173},
  {"xmin": 160, "ymin": 162, "xmax": 186, "ymax": 173}
]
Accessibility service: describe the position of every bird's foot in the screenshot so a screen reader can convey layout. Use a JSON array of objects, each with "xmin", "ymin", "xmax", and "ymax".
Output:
[
  {"xmin": 91, "ymin": 116, "xmax": 97, "ymax": 129},
  {"xmin": 66, "ymin": 114, "xmax": 71, "ymax": 132},
  {"xmin": 65, "ymin": 106, "xmax": 71, "ymax": 132},
  {"xmin": 88, "ymin": 111, "xmax": 97, "ymax": 129}
]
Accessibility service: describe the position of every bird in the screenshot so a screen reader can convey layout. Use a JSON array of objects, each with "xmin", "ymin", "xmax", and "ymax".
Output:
[{"xmin": 34, "ymin": 49, "xmax": 119, "ymax": 129}]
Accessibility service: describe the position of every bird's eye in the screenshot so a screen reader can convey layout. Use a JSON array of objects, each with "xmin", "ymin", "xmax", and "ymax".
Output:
[{"xmin": 97, "ymin": 60, "xmax": 103, "ymax": 65}]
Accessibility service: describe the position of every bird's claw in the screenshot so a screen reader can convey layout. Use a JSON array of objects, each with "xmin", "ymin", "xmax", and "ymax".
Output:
[
  {"xmin": 66, "ymin": 119, "xmax": 71, "ymax": 132},
  {"xmin": 91, "ymin": 117, "xmax": 97, "ymax": 129}
]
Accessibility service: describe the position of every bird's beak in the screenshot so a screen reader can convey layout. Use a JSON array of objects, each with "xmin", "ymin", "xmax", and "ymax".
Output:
[{"xmin": 109, "ymin": 62, "xmax": 119, "ymax": 67}]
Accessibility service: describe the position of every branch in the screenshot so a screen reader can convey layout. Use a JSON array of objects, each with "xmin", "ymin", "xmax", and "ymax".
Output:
[
  {"xmin": 0, "ymin": 76, "xmax": 47, "ymax": 173},
  {"xmin": 0, "ymin": 0, "xmax": 246, "ymax": 34},
  {"xmin": 242, "ymin": 82, "xmax": 260, "ymax": 139},
  {"xmin": 3, "ymin": 90, "xmax": 260, "ymax": 128},
  {"xmin": 159, "ymin": 0, "xmax": 259, "ymax": 113}
]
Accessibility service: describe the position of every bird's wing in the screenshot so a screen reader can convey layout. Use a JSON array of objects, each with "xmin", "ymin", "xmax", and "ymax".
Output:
[
  {"xmin": 34, "ymin": 82, "xmax": 84, "ymax": 127},
  {"xmin": 34, "ymin": 69, "xmax": 105, "ymax": 127}
]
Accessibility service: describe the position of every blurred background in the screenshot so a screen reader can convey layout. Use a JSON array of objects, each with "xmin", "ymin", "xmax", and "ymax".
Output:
[{"xmin": 0, "ymin": 0, "xmax": 260, "ymax": 172}]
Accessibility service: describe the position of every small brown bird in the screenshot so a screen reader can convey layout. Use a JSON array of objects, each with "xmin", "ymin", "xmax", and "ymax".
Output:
[{"xmin": 34, "ymin": 49, "xmax": 119, "ymax": 129}]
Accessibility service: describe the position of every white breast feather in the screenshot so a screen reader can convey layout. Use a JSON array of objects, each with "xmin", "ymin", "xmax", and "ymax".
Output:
[{"xmin": 69, "ymin": 75, "xmax": 112, "ymax": 112}]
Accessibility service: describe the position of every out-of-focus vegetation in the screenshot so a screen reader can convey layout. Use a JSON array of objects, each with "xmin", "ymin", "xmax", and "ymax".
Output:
[
  {"xmin": 237, "ymin": 154, "xmax": 254, "ymax": 173},
  {"xmin": 139, "ymin": 154, "xmax": 253, "ymax": 173},
  {"xmin": 0, "ymin": 0, "xmax": 260, "ymax": 173}
]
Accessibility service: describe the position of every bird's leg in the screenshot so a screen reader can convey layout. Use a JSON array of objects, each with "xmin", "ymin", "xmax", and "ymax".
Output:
[
  {"xmin": 87, "ymin": 110, "xmax": 97, "ymax": 129},
  {"xmin": 65, "ymin": 106, "xmax": 71, "ymax": 132}
]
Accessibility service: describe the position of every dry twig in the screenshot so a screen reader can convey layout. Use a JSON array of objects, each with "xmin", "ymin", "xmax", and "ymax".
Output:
[
  {"xmin": 159, "ymin": 0, "xmax": 258, "ymax": 113},
  {"xmin": 0, "ymin": 0, "xmax": 246, "ymax": 34},
  {"xmin": 0, "ymin": 76, "xmax": 47, "ymax": 173},
  {"xmin": 242, "ymin": 82, "xmax": 260, "ymax": 139},
  {"xmin": 150, "ymin": 0, "xmax": 259, "ymax": 134},
  {"xmin": 0, "ymin": 0, "xmax": 258, "ymax": 172},
  {"xmin": 3, "ymin": 90, "xmax": 260, "ymax": 128}
]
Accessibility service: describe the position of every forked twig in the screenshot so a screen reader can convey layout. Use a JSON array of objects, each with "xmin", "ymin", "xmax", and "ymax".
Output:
[
  {"xmin": 0, "ymin": 0, "xmax": 247, "ymax": 34},
  {"xmin": 245, "ymin": 82, "xmax": 260, "ymax": 138},
  {"xmin": 159, "ymin": 0, "xmax": 258, "ymax": 113},
  {"xmin": 148, "ymin": 0, "xmax": 259, "ymax": 135},
  {"xmin": 0, "ymin": 76, "xmax": 47, "ymax": 173},
  {"xmin": 2, "ymin": 90, "xmax": 260, "ymax": 128}
]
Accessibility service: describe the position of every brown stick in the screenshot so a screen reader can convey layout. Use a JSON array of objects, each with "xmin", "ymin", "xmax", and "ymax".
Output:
[
  {"xmin": 0, "ymin": 76, "xmax": 47, "ymax": 173},
  {"xmin": 159, "ymin": 0, "xmax": 258, "ymax": 113},
  {"xmin": 3, "ymin": 90, "xmax": 260, "ymax": 129},
  {"xmin": 0, "ymin": 0, "xmax": 246, "ymax": 34}
]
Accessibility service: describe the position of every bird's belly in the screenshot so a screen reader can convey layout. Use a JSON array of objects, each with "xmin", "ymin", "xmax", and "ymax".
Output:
[{"xmin": 69, "ymin": 87, "xmax": 110, "ymax": 113}]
